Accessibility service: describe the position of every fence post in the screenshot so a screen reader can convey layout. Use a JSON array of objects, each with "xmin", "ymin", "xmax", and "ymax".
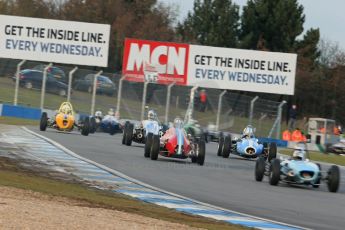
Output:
[
  {"xmin": 216, "ymin": 90, "xmax": 227, "ymax": 131},
  {"xmin": 165, "ymin": 82, "xmax": 176, "ymax": 124},
  {"xmin": 90, "ymin": 70, "xmax": 103, "ymax": 116},
  {"xmin": 40, "ymin": 63, "xmax": 53, "ymax": 110},
  {"xmin": 276, "ymin": 100, "xmax": 287, "ymax": 139},
  {"xmin": 13, "ymin": 60, "xmax": 26, "ymax": 106},
  {"xmin": 67, "ymin": 67, "xmax": 78, "ymax": 102},
  {"xmin": 184, "ymin": 86, "xmax": 198, "ymax": 123},
  {"xmin": 249, "ymin": 96, "xmax": 259, "ymax": 125},
  {"xmin": 115, "ymin": 75, "xmax": 126, "ymax": 117},
  {"xmin": 140, "ymin": 81, "xmax": 149, "ymax": 121}
]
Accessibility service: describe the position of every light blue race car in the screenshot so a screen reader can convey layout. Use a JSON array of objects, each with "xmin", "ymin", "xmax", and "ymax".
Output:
[
  {"xmin": 255, "ymin": 142, "xmax": 340, "ymax": 193},
  {"xmin": 217, "ymin": 125, "xmax": 277, "ymax": 161}
]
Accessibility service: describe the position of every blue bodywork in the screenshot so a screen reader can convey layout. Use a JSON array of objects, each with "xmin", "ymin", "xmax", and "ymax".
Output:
[
  {"xmin": 100, "ymin": 116, "xmax": 121, "ymax": 134},
  {"xmin": 234, "ymin": 137, "xmax": 264, "ymax": 158},
  {"xmin": 280, "ymin": 159, "xmax": 320, "ymax": 185}
]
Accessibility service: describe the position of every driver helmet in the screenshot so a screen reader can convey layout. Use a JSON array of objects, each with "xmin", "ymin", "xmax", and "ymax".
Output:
[
  {"xmin": 173, "ymin": 117, "xmax": 183, "ymax": 128},
  {"xmin": 243, "ymin": 125, "xmax": 255, "ymax": 138},
  {"xmin": 292, "ymin": 147, "xmax": 306, "ymax": 160},
  {"xmin": 108, "ymin": 108, "xmax": 115, "ymax": 116},
  {"xmin": 95, "ymin": 110, "xmax": 103, "ymax": 117},
  {"xmin": 147, "ymin": 110, "xmax": 156, "ymax": 120}
]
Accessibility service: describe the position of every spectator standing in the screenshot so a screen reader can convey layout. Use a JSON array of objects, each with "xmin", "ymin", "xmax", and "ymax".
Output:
[
  {"xmin": 199, "ymin": 89, "xmax": 207, "ymax": 112},
  {"xmin": 288, "ymin": 104, "xmax": 297, "ymax": 131}
]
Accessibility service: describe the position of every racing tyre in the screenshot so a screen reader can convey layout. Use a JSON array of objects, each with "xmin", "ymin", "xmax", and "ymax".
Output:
[
  {"xmin": 268, "ymin": 142, "xmax": 277, "ymax": 162},
  {"xmin": 40, "ymin": 112, "xmax": 48, "ymax": 131},
  {"xmin": 312, "ymin": 163, "xmax": 322, "ymax": 188},
  {"xmin": 217, "ymin": 136, "xmax": 224, "ymax": 156},
  {"xmin": 255, "ymin": 157, "xmax": 265, "ymax": 181},
  {"xmin": 150, "ymin": 135, "xmax": 160, "ymax": 160},
  {"xmin": 145, "ymin": 133, "xmax": 153, "ymax": 158},
  {"xmin": 222, "ymin": 135, "xmax": 231, "ymax": 158},
  {"xmin": 125, "ymin": 123, "xmax": 134, "ymax": 146},
  {"xmin": 327, "ymin": 165, "xmax": 340, "ymax": 193},
  {"xmin": 122, "ymin": 122, "xmax": 129, "ymax": 145},
  {"xmin": 269, "ymin": 159, "xmax": 281, "ymax": 185},
  {"xmin": 81, "ymin": 117, "xmax": 90, "ymax": 136},
  {"xmin": 197, "ymin": 140, "xmax": 206, "ymax": 166},
  {"xmin": 89, "ymin": 117, "xmax": 96, "ymax": 134}
]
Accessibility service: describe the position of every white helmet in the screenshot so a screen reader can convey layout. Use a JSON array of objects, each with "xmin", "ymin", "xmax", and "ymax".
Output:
[
  {"xmin": 147, "ymin": 110, "xmax": 155, "ymax": 120},
  {"xmin": 174, "ymin": 117, "xmax": 183, "ymax": 128},
  {"xmin": 95, "ymin": 110, "xmax": 103, "ymax": 117},
  {"xmin": 243, "ymin": 125, "xmax": 255, "ymax": 138},
  {"xmin": 108, "ymin": 108, "xmax": 115, "ymax": 116},
  {"xmin": 292, "ymin": 147, "xmax": 306, "ymax": 160}
]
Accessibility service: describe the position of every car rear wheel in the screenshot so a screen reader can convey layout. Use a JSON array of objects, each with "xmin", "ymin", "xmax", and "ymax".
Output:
[
  {"xmin": 197, "ymin": 140, "xmax": 206, "ymax": 166},
  {"xmin": 255, "ymin": 157, "xmax": 265, "ymax": 181},
  {"xmin": 222, "ymin": 135, "xmax": 231, "ymax": 158},
  {"xmin": 145, "ymin": 133, "xmax": 153, "ymax": 158},
  {"xmin": 89, "ymin": 117, "xmax": 96, "ymax": 134},
  {"xmin": 39, "ymin": 112, "xmax": 48, "ymax": 131},
  {"xmin": 58, "ymin": 89, "xmax": 67, "ymax": 97},
  {"xmin": 327, "ymin": 165, "xmax": 340, "ymax": 193},
  {"xmin": 81, "ymin": 117, "xmax": 90, "ymax": 136},
  {"xmin": 269, "ymin": 159, "xmax": 281, "ymax": 185},
  {"xmin": 150, "ymin": 135, "xmax": 160, "ymax": 160},
  {"xmin": 125, "ymin": 123, "xmax": 133, "ymax": 146},
  {"xmin": 122, "ymin": 122, "xmax": 128, "ymax": 145},
  {"xmin": 268, "ymin": 142, "xmax": 277, "ymax": 162},
  {"xmin": 24, "ymin": 81, "xmax": 33, "ymax": 89},
  {"xmin": 217, "ymin": 136, "xmax": 224, "ymax": 157}
]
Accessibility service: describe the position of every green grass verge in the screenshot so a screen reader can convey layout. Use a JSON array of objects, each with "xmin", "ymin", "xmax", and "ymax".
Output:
[
  {"xmin": 279, "ymin": 148, "xmax": 345, "ymax": 166},
  {"xmin": 0, "ymin": 158, "xmax": 246, "ymax": 230},
  {"xmin": 0, "ymin": 116, "xmax": 38, "ymax": 126}
]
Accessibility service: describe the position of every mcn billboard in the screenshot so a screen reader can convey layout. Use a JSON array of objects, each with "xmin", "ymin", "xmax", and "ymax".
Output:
[{"xmin": 122, "ymin": 38, "xmax": 297, "ymax": 95}]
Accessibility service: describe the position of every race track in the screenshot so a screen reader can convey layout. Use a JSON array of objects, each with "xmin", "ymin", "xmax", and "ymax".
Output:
[{"xmin": 31, "ymin": 127, "xmax": 345, "ymax": 230}]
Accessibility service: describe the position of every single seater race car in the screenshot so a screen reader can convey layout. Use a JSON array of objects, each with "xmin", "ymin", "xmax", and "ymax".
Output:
[
  {"xmin": 122, "ymin": 110, "xmax": 167, "ymax": 146},
  {"xmin": 217, "ymin": 125, "xmax": 276, "ymax": 161},
  {"xmin": 255, "ymin": 142, "xmax": 340, "ymax": 193},
  {"xmin": 39, "ymin": 102, "xmax": 90, "ymax": 136},
  {"xmin": 184, "ymin": 119, "xmax": 209, "ymax": 142},
  {"xmin": 145, "ymin": 118, "xmax": 206, "ymax": 165},
  {"xmin": 88, "ymin": 109, "xmax": 122, "ymax": 135}
]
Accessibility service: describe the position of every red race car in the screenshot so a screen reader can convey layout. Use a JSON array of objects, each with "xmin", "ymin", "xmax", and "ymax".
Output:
[{"xmin": 144, "ymin": 118, "xmax": 206, "ymax": 166}]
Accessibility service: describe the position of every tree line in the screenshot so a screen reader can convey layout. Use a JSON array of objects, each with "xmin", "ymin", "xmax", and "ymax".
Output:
[{"xmin": 0, "ymin": 0, "xmax": 344, "ymax": 124}]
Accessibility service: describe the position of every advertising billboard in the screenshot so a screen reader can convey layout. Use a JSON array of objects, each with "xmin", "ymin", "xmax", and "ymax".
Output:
[
  {"xmin": 122, "ymin": 38, "xmax": 297, "ymax": 95},
  {"xmin": 0, "ymin": 15, "xmax": 110, "ymax": 67}
]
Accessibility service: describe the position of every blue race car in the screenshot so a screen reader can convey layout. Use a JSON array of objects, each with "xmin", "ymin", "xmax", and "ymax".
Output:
[
  {"xmin": 255, "ymin": 142, "xmax": 340, "ymax": 193},
  {"xmin": 217, "ymin": 125, "xmax": 276, "ymax": 161},
  {"xmin": 89, "ymin": 109, "xmax": 122, "ymax": 135}
]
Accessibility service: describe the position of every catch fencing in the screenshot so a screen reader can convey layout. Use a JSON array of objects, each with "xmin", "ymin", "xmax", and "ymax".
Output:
[{"xmin": 0, "ymin": 58, "xmax": 286, "ymax": 138}]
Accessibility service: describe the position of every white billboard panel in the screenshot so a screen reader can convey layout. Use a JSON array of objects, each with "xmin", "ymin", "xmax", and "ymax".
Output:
[
  {"xmin": 187, "ymin": 45, "xmax": 297, "ymax": 95},
  {"xmin": 0, "ymin": 15, "xmax": 110, "ymax": 67}
]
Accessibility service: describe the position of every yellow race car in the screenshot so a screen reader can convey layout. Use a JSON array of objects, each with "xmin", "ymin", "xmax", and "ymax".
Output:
[{"xmin": 39, "ymin": 102, "xmax": 90, "ymax": 136}]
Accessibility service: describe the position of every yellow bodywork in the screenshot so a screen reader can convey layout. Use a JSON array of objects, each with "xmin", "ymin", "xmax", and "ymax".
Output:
[{"xmin": 55, "ymin": 102, "xmax": 75, "ymax": 131}]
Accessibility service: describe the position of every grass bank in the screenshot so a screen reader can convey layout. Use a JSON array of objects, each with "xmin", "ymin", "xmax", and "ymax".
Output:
[
  {"xmin": 0, "ymin": 157, "xmax": 246, "ymax": 230},
  {"xmin": 279, "ymin": 148, "xmax": 345, "ymax": 166}
]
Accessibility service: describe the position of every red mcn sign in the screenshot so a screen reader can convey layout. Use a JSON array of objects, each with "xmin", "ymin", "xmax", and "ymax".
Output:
[{"xmin": 122, "ymin": 38, "xmax": 189, "ymax": 85}]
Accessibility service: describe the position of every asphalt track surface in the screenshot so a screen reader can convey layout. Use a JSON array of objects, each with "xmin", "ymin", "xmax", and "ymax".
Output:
[{"xmin": 30, "ymin": 127, "xmax": 345, "ymax": 230}]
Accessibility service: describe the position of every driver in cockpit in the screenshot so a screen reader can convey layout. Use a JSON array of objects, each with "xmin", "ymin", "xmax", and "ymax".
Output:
[{"xmin": 242, "ymin": 125, "xmax": 255, "ymax": 139}]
